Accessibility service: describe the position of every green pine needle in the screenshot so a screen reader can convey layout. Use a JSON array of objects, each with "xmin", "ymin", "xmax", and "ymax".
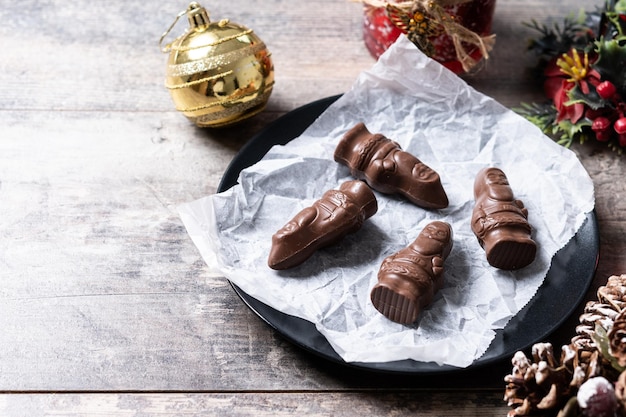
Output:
[{"xmin": 514, "ymin": 102, "xmax": 557, "ymax": 133}]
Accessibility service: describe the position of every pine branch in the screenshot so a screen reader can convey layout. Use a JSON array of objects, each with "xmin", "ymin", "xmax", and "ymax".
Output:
[
  {"xmin": 523, "ymin": 13, "xmax": 593, "ymax": 58},
  {"xmin": 514, "ymin": 101, "xmax": 557, "ymax": 133}
]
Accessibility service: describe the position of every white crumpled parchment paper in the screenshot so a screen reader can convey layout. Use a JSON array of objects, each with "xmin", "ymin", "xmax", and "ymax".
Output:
[{"xmin": 179, "ymin": 36, "xmax": 595, "ymax": 368}]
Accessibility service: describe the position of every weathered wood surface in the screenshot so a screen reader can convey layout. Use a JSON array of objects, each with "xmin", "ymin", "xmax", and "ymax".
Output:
[
  {"xmin": 0, "ymin": 392, "xmax": 506, "ymax": 416},
  {"xmin": 0, "ymin": 0, "xmax": 621, "ymax": 414}
]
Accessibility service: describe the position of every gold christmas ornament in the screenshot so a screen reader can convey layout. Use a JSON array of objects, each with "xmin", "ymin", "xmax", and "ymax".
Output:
[{"xmin": 160, "ymin": 2, "xmax": 274, "ymax": 127}]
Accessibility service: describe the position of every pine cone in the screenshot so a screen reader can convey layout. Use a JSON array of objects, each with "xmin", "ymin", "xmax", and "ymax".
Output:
[
  {"xmin": 569, "ymin": 274, "xmax": 626, "ymax": 381},
  {"xmin": 615, "ymin": 370, "xmax": 626, "ymax": 414},
  {"xmin": 504, "ymin": 275, "xmax": 626, "ymax": 416},
  {"xmin": 572, "ymin": 274, "xmax": 626, "ymax": 356},
  {"xmin": 609, "ymin": 310, "xmax": 626, "ymax": 367},
  {"xmin": 504, "ymin": 343, "xmax": 576, "ymax": 416},
  {"xmin": 598, "ymin": 274, "xmax": 626, "ymax": 311}
]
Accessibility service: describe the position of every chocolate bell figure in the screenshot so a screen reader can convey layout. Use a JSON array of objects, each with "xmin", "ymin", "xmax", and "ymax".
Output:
[
  {"xmin": 334, "ymin": 122, "xmax": 448, "ymax": 209},
  {"xmin": 370, "ymin": 221, "xmax": 453, "ymax": 325},
  {"xmin": 268, "ymin": 180, "xmax": 378, "ymax": 270},
  {"xmin": 471, "ymin": 167, "xmax": 536, "ymax": 270}
]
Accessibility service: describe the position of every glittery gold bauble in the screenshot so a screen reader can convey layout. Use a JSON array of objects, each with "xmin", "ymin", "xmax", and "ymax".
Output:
[{"xmin": 160, "ymin": 2, "xmax": 274, "ymax": 127}]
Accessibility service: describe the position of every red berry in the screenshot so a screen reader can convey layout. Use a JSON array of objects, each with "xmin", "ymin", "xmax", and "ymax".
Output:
[
  {"xmin": 620, "ymin": 134, "xmax": 626, "ymax": 147},
  {"xmin": 592, "ymin": 117, "xmax": 612, "ymax": 142},
  {"xmin": 614, "ymin": 117, "xmax": 626, "ymax": 134},
  {"xmin": 597, "ymin": 81, "xmax": 617, "ymax": 100},
  {"xmin": 586, "ymin": 108, "xmax": 605, "ymax": 119},
  {"xmin": 596, "ymin": 131, "xmax": 612, "ymax": 142},
  {"xmin": 577, "ymin": 377, "xmax": 618, "ymax": 417},
  {"xmin": 592, "ymin": 116, "xmax": 611, "ymax": 132}
]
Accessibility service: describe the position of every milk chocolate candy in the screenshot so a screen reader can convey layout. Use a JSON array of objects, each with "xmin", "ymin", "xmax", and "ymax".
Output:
[
  {"xmin": 268, "ymin": 180, "xmax": 378, "ymax": 270},
  {"xmin": 334, "ymin": 122, "xmax": 448, "ymax": 209},
  {"xmin": 370, "ymin": 221, "xmax": 452, "ymax": 325},
  {"xmin": 471, "ymin": 167, "xmax": 536, "ymax": 270}
]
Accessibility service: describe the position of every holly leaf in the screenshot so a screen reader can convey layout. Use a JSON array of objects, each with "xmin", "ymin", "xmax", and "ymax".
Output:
[
  {"xmin": 593, "ymin": 38, "xmax": 626, "ymax": 96},
  {"xmin": 566, "ymin": 83, "xmax": 610, "ymax": 110},
  {"xmin": 591, "ymin": 322, "xmax": 626, "ymax": 373},
  {"xmin": 555, "ymin": 117, "xmax": 592, "ymax": 146}
]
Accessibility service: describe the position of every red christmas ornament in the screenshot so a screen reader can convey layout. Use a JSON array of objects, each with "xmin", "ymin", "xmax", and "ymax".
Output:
[{"xmin": 362, "ymin": 0, "xmax": 496, "ymax": 74}]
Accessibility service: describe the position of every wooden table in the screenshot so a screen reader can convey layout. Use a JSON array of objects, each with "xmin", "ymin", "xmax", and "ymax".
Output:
[{"xmin": 0, "ymin": 0, "xmax": 620, "ymax": 415}]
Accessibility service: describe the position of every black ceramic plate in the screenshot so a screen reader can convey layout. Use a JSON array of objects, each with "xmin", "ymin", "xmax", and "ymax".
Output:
[{"xmin": 217, "ymin": 95, "xmax": 599, "ymax": 375}]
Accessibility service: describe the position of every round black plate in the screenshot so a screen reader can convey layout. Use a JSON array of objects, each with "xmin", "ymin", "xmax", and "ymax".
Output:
[{"xmin": 217, "ymin": 95, "xmax": 599, "ymax": 374}]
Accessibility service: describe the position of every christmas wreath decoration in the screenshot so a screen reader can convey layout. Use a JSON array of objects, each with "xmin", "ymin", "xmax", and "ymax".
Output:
[{"xmin": 517, "ymin": 0, "xmax": 626, "ymax": 154}]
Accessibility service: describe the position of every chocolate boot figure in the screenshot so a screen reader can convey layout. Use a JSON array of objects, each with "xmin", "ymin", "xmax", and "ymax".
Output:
[
  {"xmin": 334, "ymin": 122, "xmax": 448, "ymax": 209},
  {"xmin": 471, "ymin": 167, "xmax": 536, "ymax": 270},
  {"xmin": 268, "ymin": 180, "xmax": 378, "ymax": 270},
  {"xmin": 370, "ymin": 221, "xmax": 453, "ymax": 325}
]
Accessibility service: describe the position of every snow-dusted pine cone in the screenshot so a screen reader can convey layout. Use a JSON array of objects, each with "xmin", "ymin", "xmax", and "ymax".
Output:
[
  {"xmin": 572, "ymin": 274, "xmax": 626, "ymax": 356},
  {"xmin": 504, "ymin": 343, "xmax": 577, "ymax": 416},
  {"xmin": 609, "ymin": 310, "xmax": 626, "ymax": 368},
  {"xmin": 504, "ymin": 275, "xmax": 626, "ymax": 416},
  {"xmin": 599, "ymin": 275, "xmax": 626, "ymax": 310},
  {"xmin": 615, "ymin": 370, "xmax": 626, "ymax": 414}
]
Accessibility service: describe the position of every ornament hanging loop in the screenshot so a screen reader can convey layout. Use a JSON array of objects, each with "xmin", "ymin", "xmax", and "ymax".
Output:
[
  {"xmin": 159, "ymin": 8, "xmax": 187, "ymax": 53},
  {"xmin": 159, "ymin": 3, "xmax": 212, "ymax": 53}
]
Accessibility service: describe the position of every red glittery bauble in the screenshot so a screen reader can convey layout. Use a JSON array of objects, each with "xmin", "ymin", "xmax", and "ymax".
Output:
[{"xmin": 362, "ymin": 0, "xmax": 496, "ymax": 74}]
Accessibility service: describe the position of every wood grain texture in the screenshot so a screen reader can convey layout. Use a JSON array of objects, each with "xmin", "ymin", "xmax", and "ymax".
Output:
[
  {"xmin": 0, "ymin": 0, "xmax": 616, "ymax": 414},
  {"xmin": 0, "ymin": 392, "xmax": 509, "ymax": 416}
]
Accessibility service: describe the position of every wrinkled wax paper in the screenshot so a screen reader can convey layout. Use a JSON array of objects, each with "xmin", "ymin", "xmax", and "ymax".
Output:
[{"xmin": 179, "ymin": 36, "xmax": 595, "ymax": 367}]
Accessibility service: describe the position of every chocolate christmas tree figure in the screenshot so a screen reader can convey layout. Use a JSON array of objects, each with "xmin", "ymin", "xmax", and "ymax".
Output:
[
  {"xmin": 334, "ymin": 122, "xmax": 448, "ymax": 209},
  {"xmin": 370, "ymin": 220, "xmax": 453, "ymax": 325},
  {"xmin": 268, "ymin": 180, "xmax": 377, "ymax": 270},
  {"xmin": 471, "ymin": 167, "xmax": 536, "ymax": 270}
]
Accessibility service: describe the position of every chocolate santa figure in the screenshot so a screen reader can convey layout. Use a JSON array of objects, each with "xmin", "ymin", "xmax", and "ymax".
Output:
[
  {"xmin": 334, "ymin": 122, "xmax": 448, "ymax": 209},
  {"xmin": 471, "ymin": 167, "xmax": 536, "ymax": 270},
  {"xmin": 370, "ymin": 220, "xmax": 453, "ymax": 325},
  {"xmin": 268, "ymin": 180, "xmax": 377, "ymax": 270}
]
